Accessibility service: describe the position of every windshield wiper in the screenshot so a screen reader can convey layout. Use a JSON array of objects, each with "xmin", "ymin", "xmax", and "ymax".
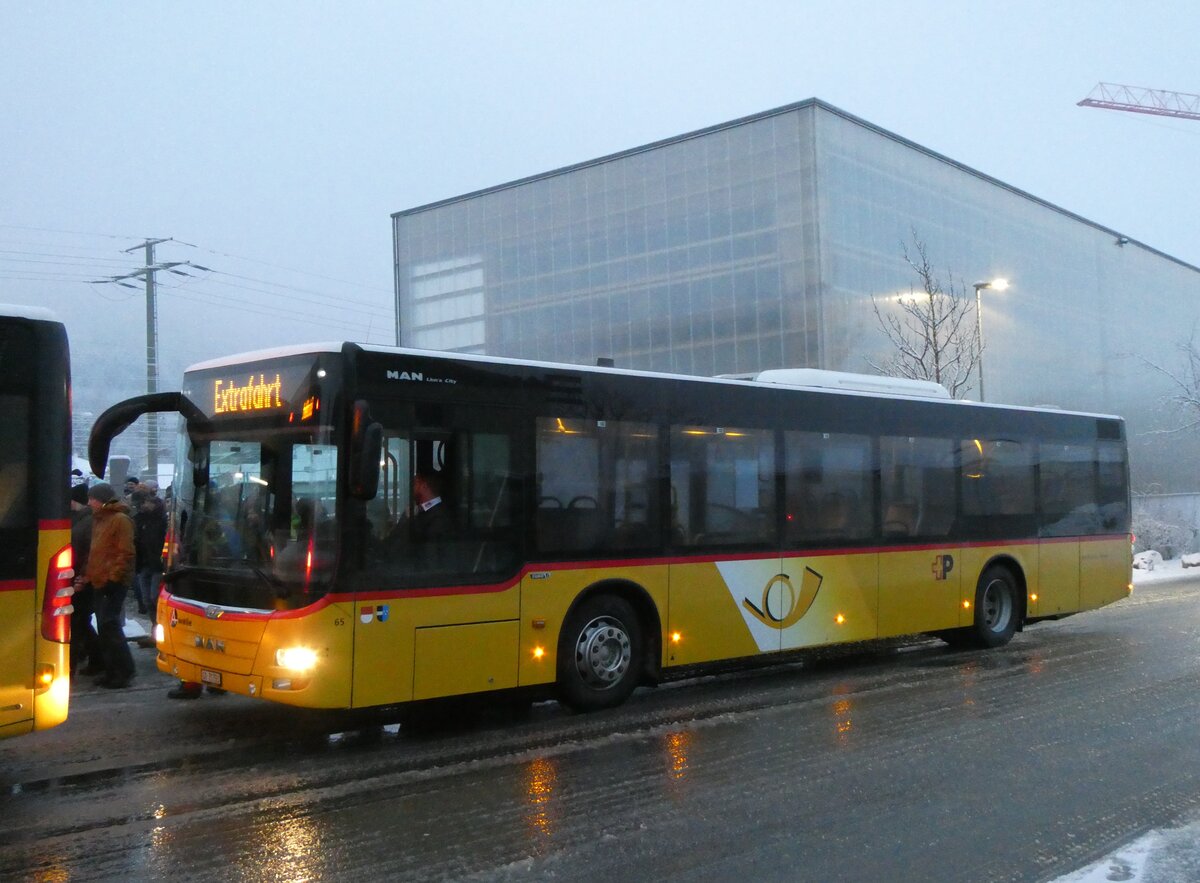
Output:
[
  {"xmin": 162, "ymin": 565, "xmax": 209, "ymax": 584},
  {"xmin": 227, "ymin": 559, "xmax": 286, "ymax": 594}
]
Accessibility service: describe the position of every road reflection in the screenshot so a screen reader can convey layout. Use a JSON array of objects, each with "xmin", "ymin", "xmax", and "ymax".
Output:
[
  {"xmin": 247, "ymin": 810, "xmax": 323, "ymax": 881},
  {"xmin": 831, "ymin": 684, "xmax": 854, "ymax": 746},
  {"xmin": 664, "ymin": 729, "xmax": 692, "ymax": 790},
  {"xmin": 524, "ymin": 756, "xmax": 559, "ymax": 849}
]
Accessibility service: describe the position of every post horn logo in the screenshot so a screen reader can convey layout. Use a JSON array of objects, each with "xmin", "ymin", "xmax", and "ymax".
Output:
[{"xmin": 743, "ymin": 567, "xmax": 824, "ymax": 629}]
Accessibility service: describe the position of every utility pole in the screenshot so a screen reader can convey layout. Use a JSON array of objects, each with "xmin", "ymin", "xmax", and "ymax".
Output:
[
  {"xmin": 133, "ymin": 238, "xmax": 168, "ymax": 478},
  {"xmin": 90, "ymin": 237, "xmax": 198, "ymax": 480}
]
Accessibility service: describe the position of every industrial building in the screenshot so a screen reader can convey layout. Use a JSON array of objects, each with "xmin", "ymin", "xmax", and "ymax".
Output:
[{"xmin": 393, "ymin": 98, "xmax": 1200, "ymax": 490}]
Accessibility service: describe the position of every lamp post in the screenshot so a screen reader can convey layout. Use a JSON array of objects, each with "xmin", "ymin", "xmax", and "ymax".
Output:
[{"xmin": 972, "ymin": 278, "xmax": 1009, "ymax": 401}]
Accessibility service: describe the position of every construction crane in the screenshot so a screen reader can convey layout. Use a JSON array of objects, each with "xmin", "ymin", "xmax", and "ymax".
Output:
[{"xmin": 1078, "ymin": 82, "xmax": 1200, "ymax": 121}]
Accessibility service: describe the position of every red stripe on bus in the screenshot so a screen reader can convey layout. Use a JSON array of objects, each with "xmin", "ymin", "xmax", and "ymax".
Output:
[
  {"xmin": 39, "ymin": 519, "xmax": 71, "ymax": 531},
  {"xmin": 161, "ymin": 591, "xmax": 338, "ymax": 622},
  {"xmin": 0, "ymin": 580, "xmax": 36, "ymax": 593}
]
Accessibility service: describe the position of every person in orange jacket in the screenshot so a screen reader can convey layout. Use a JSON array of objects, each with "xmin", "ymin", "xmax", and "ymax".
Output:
[{"xmin": 84, "ymin": 483, "xmax": 136, "ymax": 688}]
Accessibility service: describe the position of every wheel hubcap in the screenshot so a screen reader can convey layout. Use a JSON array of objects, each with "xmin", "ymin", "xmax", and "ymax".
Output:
[
  {"xmin": 981, "ymin": 578, "xmax": 1013, "ymax": 632},
  {"xmin": 573, "ymin": 615, "xmax": 632, "ymax": 690}
]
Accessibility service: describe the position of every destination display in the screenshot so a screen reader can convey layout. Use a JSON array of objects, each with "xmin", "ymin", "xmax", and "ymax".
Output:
[{"xmin": 184, "ymin": 356, "xmax": 332, "ymax": 422}]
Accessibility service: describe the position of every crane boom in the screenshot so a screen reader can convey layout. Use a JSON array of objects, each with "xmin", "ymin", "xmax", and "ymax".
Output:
[{"xmin": 1078, "ymin": 82, "xmax": 1200, "ymax": 121}]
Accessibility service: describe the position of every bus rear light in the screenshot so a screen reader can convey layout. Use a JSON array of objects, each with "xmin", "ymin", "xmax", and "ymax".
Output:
[
  {"xmin": 35, "ymin": 663, "xmax": 55, "ymax": 688},
  {"xmin": 41, "ymin": 544, "xmax": 74, "ymax": 644},
  {"xmin": 154, "ymin": 623, "xmax": 165, "ymax": 643}
]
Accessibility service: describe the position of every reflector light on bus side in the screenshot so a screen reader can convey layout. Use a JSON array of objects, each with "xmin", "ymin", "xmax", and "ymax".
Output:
[{"xmin": 41, "ymin": 545, "xmax": 75, "ymax": 643}]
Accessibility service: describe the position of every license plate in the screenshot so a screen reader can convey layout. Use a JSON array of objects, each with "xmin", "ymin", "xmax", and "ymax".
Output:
[{"xmin": 200, "ymin": 669, "xmax": 222, "ymax": 687}]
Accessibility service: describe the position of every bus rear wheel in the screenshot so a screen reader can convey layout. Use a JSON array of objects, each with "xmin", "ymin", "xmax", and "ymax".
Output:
[
  {"xmin": 971, "ymin": 566, "xmax": 1019, "ymax": 648},
  {"xmin": 558, "ymin": 594, "xmax": 643, "ymax": 712}
]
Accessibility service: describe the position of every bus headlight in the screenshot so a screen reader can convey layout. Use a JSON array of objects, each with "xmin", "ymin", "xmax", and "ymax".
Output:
[{"xmin": 275, "ymin": 647, "xmax": 319, "ymax": 673}]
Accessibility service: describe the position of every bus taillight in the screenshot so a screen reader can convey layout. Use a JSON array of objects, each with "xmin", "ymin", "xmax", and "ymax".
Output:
[{"xmin": 41, "ymin": 545, "xmax": 75, "ymax": 644}]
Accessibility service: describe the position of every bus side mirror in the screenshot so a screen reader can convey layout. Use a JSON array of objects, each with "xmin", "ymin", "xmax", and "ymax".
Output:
[{"xmin": 350, "ymin": 400, "xmax": 382, "ymax": 500}]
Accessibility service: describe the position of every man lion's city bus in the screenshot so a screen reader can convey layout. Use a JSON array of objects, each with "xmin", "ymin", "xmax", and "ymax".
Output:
[
  {"xmin": 89, "ymin": 343, "xmax": 1131, "ymax": 713},
  {"xmin": 0, "ymin": 305, "xmax": 73, "ymax": 739}
]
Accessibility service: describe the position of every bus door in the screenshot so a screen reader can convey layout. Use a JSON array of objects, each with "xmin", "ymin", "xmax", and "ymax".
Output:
[
  {"xmin": 780, "ymin": 430, "xmax": 879, "ymax": 650},
  {"xmin": 875, "ymin": 435, "xmax": 961, "ymax": 636},
  {"xmin": 1037, "ymin": 443, "xmax": 1093, "ymax": 615},
  {"xmin": 667, "ymin": 424, "xmax": 781, "ymax": 664},
  {"xmin": 352, "ymin": 402, "xmax": 524, "ymax": 705},
  {"xmin": 0, "ymin": 386, "xmax": 35, "ymax": 733}
]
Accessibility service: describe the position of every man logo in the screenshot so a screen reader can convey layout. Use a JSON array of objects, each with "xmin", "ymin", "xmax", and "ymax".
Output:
[
  {"xmin": 743, "ymin": 567, "xmax": 824, "ymax": 629},
  {"xmin": 386, "ymin": 370, "xmax": 423, "ymax": 382}
]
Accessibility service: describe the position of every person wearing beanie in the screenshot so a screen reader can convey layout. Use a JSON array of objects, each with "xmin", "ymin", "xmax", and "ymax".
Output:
[{"xmin": 84, "ymin": 483, "xmax": 137, "ymax": 688}]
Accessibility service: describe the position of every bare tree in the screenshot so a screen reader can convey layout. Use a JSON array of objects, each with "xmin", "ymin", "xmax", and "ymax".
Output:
[
  {"xmin": 1138, "ymin": 331, "xmax": 1200, "ymax": 433},
  {"xmin": 867, "ymin": 233, "xmax": 981, "ymax": 398}
]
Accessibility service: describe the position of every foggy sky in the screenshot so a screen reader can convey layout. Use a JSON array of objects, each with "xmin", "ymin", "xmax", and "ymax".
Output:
[{"xmin": 3, "ymin": 1, "xmax": 1197, "ymax": 465}]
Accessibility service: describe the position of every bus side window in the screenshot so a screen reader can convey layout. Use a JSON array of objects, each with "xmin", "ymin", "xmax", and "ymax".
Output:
[
  {"xmin": 1040, "ymin": 443, "xmax": 1099, "ymax": 537},
  {"xmin": 879, "ymin": 436, "xmax": 957, "ymax": 540},
  {"xmin": 670, "ymin": 425, "xmax": 775, "ymax": 548},
  {"xmin": 0, "ymin": 395, "xmax": 30, "ymax": 529},
  {"xmin": 783, "ymin": 431, "xmax": 872, "ymax": 545},
  {"xmin": 960, "ymin": 438, "xmax": 1036, "ymax": 539},
  {"xmin": 535, "ymin": 418, "xmax": 659, "ymax": 554}
]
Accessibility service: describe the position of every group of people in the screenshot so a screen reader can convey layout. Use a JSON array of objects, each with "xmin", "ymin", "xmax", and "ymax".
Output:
[{"xmin": 69, "ymin": 475, "xmax": 168, "ymax": 690}]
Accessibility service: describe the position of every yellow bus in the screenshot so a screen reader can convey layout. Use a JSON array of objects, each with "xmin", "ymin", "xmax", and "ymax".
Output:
[
  {"xmin": 89, "ymin": 344, "xmax": 1131, "ymax": 712},
  {"xmin": 0, "ymin": 305, "xmax": 73, "ymax": 738}
]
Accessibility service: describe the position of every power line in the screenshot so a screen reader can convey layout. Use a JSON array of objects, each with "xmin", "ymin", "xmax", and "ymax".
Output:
[
  {"xmin": 182, "ymin": 242, "xmax": 392, "ymax": 294},
  {"xmin": 0, "ymin": 223, "xmax": 144, "ymax": 240}
]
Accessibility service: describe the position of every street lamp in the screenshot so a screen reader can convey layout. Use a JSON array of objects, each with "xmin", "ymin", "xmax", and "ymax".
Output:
[{"xmin": 972, "ymin": 278, "xmax": 1009, "ymax": 402}]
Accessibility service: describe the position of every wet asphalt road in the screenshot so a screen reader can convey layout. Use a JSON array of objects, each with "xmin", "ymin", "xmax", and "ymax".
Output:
[{"xmin": 3, "ymin": 575, "xmax": 1200, "ymax": 882}]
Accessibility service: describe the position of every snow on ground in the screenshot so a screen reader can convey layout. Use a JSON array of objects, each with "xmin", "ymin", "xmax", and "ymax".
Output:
[
  {"xmin": 1132, "ymin": 555, "xmax": 1200, "ymax": 585},
  {"xmin": 1050, "ymin": 559, "xmax": 1200, "ymax": 883},
  {"xmin": 1051, "ymin": 830, "xmax": 1160, "ymax": 882}
]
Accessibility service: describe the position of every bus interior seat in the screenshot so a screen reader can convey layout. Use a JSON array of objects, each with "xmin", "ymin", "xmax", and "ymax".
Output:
[
  {"xmin": 883, "ymin": 500, "xmax": 917, "ymax": 537},
  {"xmin": 537, "ymin": 497, "xmax": 606, "ymax": 552},
  {"xmin": 814, "ymin": 492, "xmax": 849, "ymax": 537}
]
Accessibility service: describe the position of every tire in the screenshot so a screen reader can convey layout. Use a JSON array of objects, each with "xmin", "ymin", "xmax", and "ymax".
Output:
[
  {"xmin": 557, "ymin": 594, "xmax": 643, "ymax": 712},
  {"xmin": 971, "ymin": 565, "xmax": 1019, "ymax": 648}
]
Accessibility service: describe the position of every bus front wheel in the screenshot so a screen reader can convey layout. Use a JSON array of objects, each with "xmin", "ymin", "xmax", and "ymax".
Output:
[{"xmin": 558, "ymin": 594, "xmax": 644, "ymax": 712}]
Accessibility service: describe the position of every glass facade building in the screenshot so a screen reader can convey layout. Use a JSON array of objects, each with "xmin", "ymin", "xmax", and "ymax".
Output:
[{"xmin": 393, "ymin": 99, "xmax": 1200, "ymax": 490}]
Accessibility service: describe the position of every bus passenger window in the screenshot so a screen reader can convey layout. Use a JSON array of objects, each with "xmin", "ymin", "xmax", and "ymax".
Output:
[
  {"xmin": 0, "ymin": 395, "xmax": 30, "ymax": 529},
  {"xmin": 1040, "ymin": 443, "xmax": 1100, "ymax": 537},
  {"xmin": 1096, "ymin": 441, "xmax": 1130, "ymax": 533},
  {"xmin": 960, "ymin": 438, "xmax": 1035, "ymax": 539},
  {"xmin": 879, "ymin": 436, "xmax": 957, "ymax": 540},
  {"xmin": 783, "ymin": 431, "xmax": 872, "ymax": 545},
  {"xmin": 670, "ymin": 425, "xmax": 774, "ymax": 548},
  {"xmin": 535, "ymin": 418, "xmax": 659, "ymax": 554}
]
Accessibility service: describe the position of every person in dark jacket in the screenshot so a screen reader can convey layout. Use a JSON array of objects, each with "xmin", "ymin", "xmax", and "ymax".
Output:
[
  {"xmin": 69, "ymin": 482, "xmax": 101, "ymax": 677},
  {"xmin": 385, "ymin": 471, "xmax": 456, "ymax": 574},
  {"xmin": 133, "ymin": 480, "xmax": 168, "ymax": 616},
  {"xmin": 84, "ymin": 483, "xmax": 136, "ymax": 688}
]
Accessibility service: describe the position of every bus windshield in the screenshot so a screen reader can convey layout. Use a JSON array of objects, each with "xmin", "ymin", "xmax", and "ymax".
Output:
[{"xmin": 172, "ymin": 426, "xmax": 338, "ymax": 610}]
